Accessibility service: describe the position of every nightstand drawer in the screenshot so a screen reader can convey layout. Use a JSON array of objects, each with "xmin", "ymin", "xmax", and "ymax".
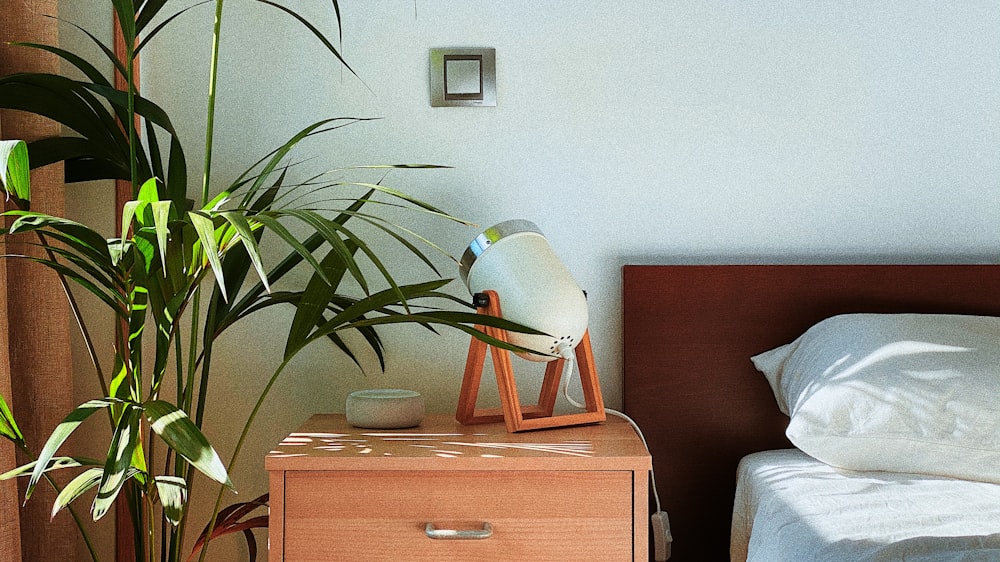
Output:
[{"xmin": 280, "ymin": 470, "xmax": 633, "ymax": 561}]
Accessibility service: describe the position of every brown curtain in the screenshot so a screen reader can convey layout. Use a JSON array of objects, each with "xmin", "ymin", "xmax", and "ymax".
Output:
[{"xmin": 0, "ymin": 1, "xmax": 77, "ymax": 561}]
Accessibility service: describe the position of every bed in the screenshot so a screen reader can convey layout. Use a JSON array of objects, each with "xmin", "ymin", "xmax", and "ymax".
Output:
[
  {"xmin": 621, "ymin": 265, "xmax": 1000, "ymax": 561},
  {"xmin": 732, "ymin": 449, "xmax": 1000, "ymax": 561}
]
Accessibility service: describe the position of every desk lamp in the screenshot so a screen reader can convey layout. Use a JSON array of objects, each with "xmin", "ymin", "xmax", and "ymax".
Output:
[{"xmin": 455, "ymin": 220, "xmax": 605, "ymax": 432}]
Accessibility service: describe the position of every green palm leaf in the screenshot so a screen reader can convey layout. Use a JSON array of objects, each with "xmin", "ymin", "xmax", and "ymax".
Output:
[
  {"xmin": 0, "ymin": 140, "xmax": 30, "ymax": 205},
  {"xmin": 188, "ymin": 211, "xmax": 227, "ymax": 301},
  {"xmin": 0, "ymin": 74, "xmax": 123, "ymax": 150},
  {"xmin": 144, "ymin": 400, "xmax": 231, "ymax": 488},
  {"xmin": 7, "ymin": 254, "xmax": 126, "ymax": 316},
  {"xmin": 151, "ymin": 201, "xmax": 174, "ymax": 271},
  {"xmin": 51, "ymin": 467, "xmax": 103, "ymax": 520},
  {"xmin": 253, "ymin": 0, "xmax": 362, "ymax": 87},
  {"xmin": 283, "ymin": 209, "xmax": 367, "ymax": 292},
  {"xmin": 0, "ymin": 393, "xmax": 23, "ymax": 444},
  {"xmin": 52, "ymin": 15, "xmax": 129, "ymax": 80},
  {"xmin": 154, "ymin": 475, "xmax": 188, "ymax": 526},
  {"xmin": 235, "ymin": 119, "xmax": 341, "ymax": 207},
  {"xmin": 221, "ymin": 190, "xmax": 371, "ymax": 337},
  {"xmin": 92, "ymin": 404, "xmax": 142, "ymax": 520},
  {"xmin": 109, "ymin": 0, "xmax": 136, "ymax": 51},
  {"xmin": 219, "ymin": 211, "xmax": 269, "ymax": 293},
  {"xmin": 254, "ymin": 213, "xmax": 330, "ymax": 285},
  {"xmin": 5, "ymin": 211, "xmax": 113, "ymax": 263},
  {"xmin": 136, "ymin": 2, "xmax": 210, "ymax": 54},
  {"xmin": 25, "ymin": 399, "xmax": 120, "ymax": 503},
  {"xmin": 283, "ymin": 235, "xmax": 359, "ymax": 361},
  {"xmin": 0, "ymin": 457, "xmax": 96, "ymax": 481}
]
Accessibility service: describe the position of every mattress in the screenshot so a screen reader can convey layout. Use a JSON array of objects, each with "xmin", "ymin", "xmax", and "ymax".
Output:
[{"xmin": 732, "ymin": 449, "xmax": 1000, "ymax": 562}]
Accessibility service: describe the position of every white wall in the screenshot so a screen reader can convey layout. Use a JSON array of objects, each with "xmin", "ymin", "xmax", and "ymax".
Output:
[{"xmin": 60, "ymin": 1, "xmax": 1000, "ymax": 560}]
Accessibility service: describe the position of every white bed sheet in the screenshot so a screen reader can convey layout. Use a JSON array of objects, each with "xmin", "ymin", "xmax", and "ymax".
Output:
[{"xmin": 732, "ymin": 449, "xmax": 1000, "ymax": 562}]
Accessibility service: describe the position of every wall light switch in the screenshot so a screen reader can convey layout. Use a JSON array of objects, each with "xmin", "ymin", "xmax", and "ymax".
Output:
[
  {"xmin": 431, "ymin": 48, "xmax": 496, "ymax": 107},
  {"xmin": 445, "ymin": 56, "xmax": 483, "ymax": 98}
]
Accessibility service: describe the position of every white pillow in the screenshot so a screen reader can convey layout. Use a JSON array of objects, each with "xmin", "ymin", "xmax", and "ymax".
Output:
[{"xmin": 751, "ymin": 313, "xmax": 1000, "ymax": 483}]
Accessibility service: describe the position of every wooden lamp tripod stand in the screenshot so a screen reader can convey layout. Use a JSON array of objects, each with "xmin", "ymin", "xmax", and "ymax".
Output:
[{"xmin": 456, "ymin": 290, "xmax": 606, "ymax": 432}]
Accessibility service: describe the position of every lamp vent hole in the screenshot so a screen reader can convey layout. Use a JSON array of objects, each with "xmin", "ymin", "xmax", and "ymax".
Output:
[{"xmin": 550, "ymin": 336, "xmax": 577, "ymax": 353}]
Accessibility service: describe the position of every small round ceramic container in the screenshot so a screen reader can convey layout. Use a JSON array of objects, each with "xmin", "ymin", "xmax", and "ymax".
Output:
[{"xmin": 345, "ymin": 389, "xmax": 425, "ymax": 429}]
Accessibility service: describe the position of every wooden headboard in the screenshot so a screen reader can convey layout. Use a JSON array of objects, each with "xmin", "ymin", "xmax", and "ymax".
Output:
[{"xmin": 622, "ymin": 265, "xmax": 1000, "ymax": 561}]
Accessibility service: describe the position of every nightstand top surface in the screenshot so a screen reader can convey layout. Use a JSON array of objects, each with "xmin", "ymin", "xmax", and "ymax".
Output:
[{"xmin": 265, "ymin": 414, "xmax": 651, "ymax": 472}]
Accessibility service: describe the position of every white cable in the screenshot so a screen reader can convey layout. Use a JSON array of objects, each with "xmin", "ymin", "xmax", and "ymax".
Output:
[
  {"xmin": 558, "ymin": 347, "xmax": 662, "ymax": 514},
  {"xmin": 556, "ymin": 343, "xmax": 586, "ymax": 409}
]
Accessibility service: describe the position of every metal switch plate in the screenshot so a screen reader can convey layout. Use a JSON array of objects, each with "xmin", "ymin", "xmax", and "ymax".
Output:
[{"xmin": 430, "ymin": 48, "xmax": 496, "ymax": 107}]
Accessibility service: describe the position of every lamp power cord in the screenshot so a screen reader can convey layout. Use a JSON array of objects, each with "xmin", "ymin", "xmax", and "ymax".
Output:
[{"xmin": 556, "ymin": 347, "xmax": 672, "ymax": 561}]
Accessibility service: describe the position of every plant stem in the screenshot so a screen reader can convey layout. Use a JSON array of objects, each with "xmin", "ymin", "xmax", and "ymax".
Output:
[
  {"xmin": 35, "ymin": 233, "xmax": 110, "ymax": 404},
  {"xmin": 190, "ymin": 2, "xmax": 225, "ymax": 550},
  {"xmin": 45, "ymin": 472, "xmax": 101, "ymax": 562},
  {"xmin": 125, "ymin": 35, "xmax": 138, "ymax": 198},
  {"xmin": 202, "ymin": 0, "xmax": 226, "ymax": 208},
  {"xmin": 15, "ymin": 443, "xmax": 101, "ymax": 562},
  {"xmin": 183, "ymin": 289, "xmax": 201, "ymax": 416},
  {"xmin": 197, "ymin": 357, "xmax": 291, "ymax": 562},
  {"xmin": 128, "ymin": 483, "xmax": 146, "ymax": 562}
]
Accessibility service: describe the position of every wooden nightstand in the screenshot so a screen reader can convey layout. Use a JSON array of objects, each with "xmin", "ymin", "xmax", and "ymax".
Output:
[{"xmin": 266, "ymin": 414, "xmax": 651, "ymax": 561}]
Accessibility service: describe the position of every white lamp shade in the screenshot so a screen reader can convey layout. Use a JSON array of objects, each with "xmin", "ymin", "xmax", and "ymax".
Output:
[{"xmin": 460, "ymin": 220, "xmax": 588, "ymax": 362}]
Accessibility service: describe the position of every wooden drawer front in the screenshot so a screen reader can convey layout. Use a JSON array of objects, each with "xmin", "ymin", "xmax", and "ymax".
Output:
[{"xmin": 281, "ymin": 470, "xmax": 634, "ymax": 561}]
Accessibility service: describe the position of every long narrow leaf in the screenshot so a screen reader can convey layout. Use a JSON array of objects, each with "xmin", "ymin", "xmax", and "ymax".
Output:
[
  {"xmin": 6, "ymin": 211, "xmax": 112, "ymax": 261},
  {"xmin": 53, "ymin": 464, "xmax": 143, "ymax": 519},
  {"xmin": 2, "ymin": 254, "xmax": 127, "ymax": 316},
  {"xmin": 25, "ymin": 399, "xmax": 119, "ymax": 502},
  {"xmin": 11, "ymin": 42, "xmax": 113, "ymax": 90},
  {"xmin": 188, "ymin": 211, "xmax": 227, "ymax": 301},
  {"xmin": 0, "ymin": 140, "xmax": 30, "ymax": 205},
  {"xmin": 51, "ymin": 467, "xmax": 103, "ymax": 520},
  {"xmin": 254, "ymin": 214, "xmax": 329, "ymax": 285},
  {"xmin": 326, "ymin": 220, "xmax": 408, "ymax": 308},
  {"xmin": 52, "ymin": 15, "xmax": 129, "ymax": 80},
  {"xmin": 155, "ymin": 475, "xmax": 188, "ymax": 526},
  {"xmin": 284, "ymin": 209, "xmax": 367, "ymax": 292},
  {"xmin": 348, "ymin": 313, "xmax": 544, "ymax": 356},
  {"xmin": 136, "ymin": 1, "xmax": 212, "ymax": 54},
  {"xmin": 0, "ymin": 74, "xmax": 123, "ymax": 150},
  {"xmin": 152, "ymin": 200, "xmax": 173, "ymax": 271},
  {"xmin": 236, "ymin": 119, "xmax": 338, "ymax": 207},
  {"xmin": 165, "ymin": 135, "xmax": 188, "ymax": 206},
  {"xmin": 222, "ymin": 190, "xmax": 372, "ymax": 334},
  {"xmin": 286, "ymin": 281, "xmax": 448, "ymax": 357},
  {"xmin": 135, "ymin": 0, "xmax": 171, "ymax": 34},
  {"xmin": 24, "ymin": 137, "xmax": 127, "ymax": 179},
  {"xmin": 92, "ymin": 404, "xmax": 141, "ymax": 520},
  {"xmin": 144, "ymin": 401, "xmax": 231, "ymax": 488},
  {"xmin": 84, "ymin": 83, "xmax": 179, "ymax": 137},
  {"xmin": 283, "ymin": 236, "xmax": 359, "ymax": 360},
  {"xmin": 0, "ymin": 393, "xmax": 23, "ymax": 443},
  {"xmin": 253, "ymin": 0, "xmax": 363, "ymax": 86},
  {"xmin": 0, "ymin": 457, "xmax": 96, "ymax": 481},
  {"xmin": 220, "ymin": 211, "xmax": 269, "ymax": 293},
  {"xmin": 204, "ymin": 185, "xmax": 279, "ymax": 335},
  {"xmin": 188, "ymin": 494, "xmax": 268, "ymax": 562},
  {"xmin": 226, "ymin": 118, "xmax": 374, "ymax": 198},
  {"xmin": 110, "ymin": 0, "xmax": 137, "ymax": 52},
  {"xmin": 31, "ymin": 244, "xmax": 127, "ymax": 301}
]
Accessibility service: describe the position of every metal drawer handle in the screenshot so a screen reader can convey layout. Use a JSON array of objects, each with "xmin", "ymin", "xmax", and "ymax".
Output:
[{"xmin": 424, "ymin": 522, "xmax": 493, "ymax": 540}]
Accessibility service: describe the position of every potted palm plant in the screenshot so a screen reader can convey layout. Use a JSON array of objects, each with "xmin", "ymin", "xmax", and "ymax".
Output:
[{"xmin": 0, "ymin": 2, "xmax": 536, "ymax": 561}]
